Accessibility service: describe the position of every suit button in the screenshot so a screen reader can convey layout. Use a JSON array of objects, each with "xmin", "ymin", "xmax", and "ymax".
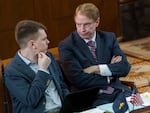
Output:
[{"xmin": 43, "ymin": 102, "xmax": 45, "ymax": 105}]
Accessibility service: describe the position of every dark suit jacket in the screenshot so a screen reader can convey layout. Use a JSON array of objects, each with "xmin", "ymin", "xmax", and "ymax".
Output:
[
  {"xmin": 5, "ymin": 52, "xmax": 69, "ymax": 113},
  {"xmin": 58, "ymin": 30, "xmax": 131, "ymax": 93}
]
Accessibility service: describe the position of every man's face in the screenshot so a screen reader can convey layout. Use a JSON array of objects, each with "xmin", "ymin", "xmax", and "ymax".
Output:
[
  {"xmin": 74, "ymin": 13, "xmax": 99, "ymax": 39},
  {"xmin": 33, "ymin": 29, "xmax": 49, "ymax": 54}
]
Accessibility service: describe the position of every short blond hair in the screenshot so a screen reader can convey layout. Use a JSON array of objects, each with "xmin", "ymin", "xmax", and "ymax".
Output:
[{"xmin": 75, "ymin": 3, "xmax": 100, "ymax": 21}]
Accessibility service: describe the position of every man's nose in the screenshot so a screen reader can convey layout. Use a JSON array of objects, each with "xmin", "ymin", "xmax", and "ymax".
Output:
[
  {"xmin": 47, "ymin": 39, "xmax": 50, "ymax": 44},
  {"xmin": 80, "ymin": 25, "xmax": 86, "ymax": 31}
]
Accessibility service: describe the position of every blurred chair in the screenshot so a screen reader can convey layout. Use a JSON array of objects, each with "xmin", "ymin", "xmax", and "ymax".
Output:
[{"xmin": 0, "ymin": 60, "xmax": 12, "ymax": 113}]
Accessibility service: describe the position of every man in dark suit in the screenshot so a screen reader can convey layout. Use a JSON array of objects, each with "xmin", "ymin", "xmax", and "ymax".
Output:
[
  {"xmin": 5, "ymin": 20, "xmax": 69, "ymax": 113},
  {"xmin": 58, "ymin": 3, "xmax": 131, "ymax": 106}
]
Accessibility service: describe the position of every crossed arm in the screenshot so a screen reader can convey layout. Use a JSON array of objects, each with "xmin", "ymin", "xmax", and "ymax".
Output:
[{"xmin": 83, "ymin": 56, "xmax": 122, "ymax": 74}]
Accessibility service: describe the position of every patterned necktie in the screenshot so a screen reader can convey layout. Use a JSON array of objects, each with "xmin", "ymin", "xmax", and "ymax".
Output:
[
  {"xmin": 87, "ymin": 40, "xmax": 97, "ymax": 60},
  {"xmin": 99, "ymin": 86, "xmax": 114, "ymax": 94}
]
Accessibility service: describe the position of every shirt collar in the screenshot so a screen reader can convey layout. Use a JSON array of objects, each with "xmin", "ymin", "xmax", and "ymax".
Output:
[
  {"xmin": 84, "ymin": 31, "xmax": 96, "ymax": 43},
  {"xmin": 17, "ymin": 50, "xmax": 31, "ymax": 65}
]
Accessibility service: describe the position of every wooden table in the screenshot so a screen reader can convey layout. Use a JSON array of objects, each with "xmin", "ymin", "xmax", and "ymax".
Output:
[
  {"xmin": 119, "ymin": 37, "xmax": 150, "ymax": 61},
  {"xmin": 120, "ymin": 61, "xmax": 150, "ymax": 93},
  {"xmin": 119, "ymin": 37, "xmax": 150, "ymax": 93}
]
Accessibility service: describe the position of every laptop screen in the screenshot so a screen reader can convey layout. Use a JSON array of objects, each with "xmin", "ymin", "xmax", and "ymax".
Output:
[{"xmin": 59, "ymin": 87, "xmax": 100, "ymax": 113}]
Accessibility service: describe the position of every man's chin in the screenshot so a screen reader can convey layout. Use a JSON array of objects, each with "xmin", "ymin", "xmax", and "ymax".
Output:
[
  {"xmin": 44, "ymin": 50, "xmax": 48, "ymax": 53},
  {"xmin": 40, "ymin": 50, "xmax": 47, "ymax": 54},
  {"xmin": 80, "ymin": 35, "xmax": 89, "ymax": 39},
  {"xmin": 81, "ymin": 37, "xmax": 92, "ymax": 40}
]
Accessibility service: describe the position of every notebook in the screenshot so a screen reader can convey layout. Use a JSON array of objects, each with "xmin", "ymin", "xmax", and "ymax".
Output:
[{"xmin": 59, "ymin": 86, "xmax": 100, "ymax": 113}]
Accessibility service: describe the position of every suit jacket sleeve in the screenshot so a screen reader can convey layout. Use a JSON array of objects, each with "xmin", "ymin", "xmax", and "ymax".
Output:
[
  {"xmin": 106, "ymin": 33, "xmax": 131, "ymax": 76},
  {"xmin": 5, "ymin": 53, "xmax": 69, "ymax": 108},
  {"xmin": 5, "ymin": 65, "xmax": 51, "ymax": 107}
]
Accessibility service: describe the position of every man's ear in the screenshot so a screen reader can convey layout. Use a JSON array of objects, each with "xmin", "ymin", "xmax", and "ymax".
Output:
[
  {"xmin": 96, "ymin": 17, "xmax": 100, "ymax": 27},
  {"xmin": 27, "ymin": 40, "xmax": 36, "ymax": 49}
]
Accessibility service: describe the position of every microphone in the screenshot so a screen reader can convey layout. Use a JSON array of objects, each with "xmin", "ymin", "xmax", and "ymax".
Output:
[{"xmin": 1, "ymin": 60, "xmax": 8, "ymax": 113}]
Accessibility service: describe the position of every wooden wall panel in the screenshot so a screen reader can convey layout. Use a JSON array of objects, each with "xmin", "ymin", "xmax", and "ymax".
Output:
[
  {"xmin": 0, "ymin": 31, "xmax": 18, "ymax": 58},
  {"xmin": 51, "ymin": 0, "xmax": 73, "ymax": 19},
  {"xmin": 99, "ymin": 0, "xmax": 121, "ymax": 35},
  {"xmin": 0, "ymin": 0, "xmax": 34, "ymax": 59},
  {"xmin": 34, "ymin": 0, "xmax": 75, "ymax": 48},
  {"xmin": 0, "ymin": 0, "xmax": 34, "ymax": 31},
  {"xmin": 0, "ymin": 0, "xmax": 121, "ymax": 59}
]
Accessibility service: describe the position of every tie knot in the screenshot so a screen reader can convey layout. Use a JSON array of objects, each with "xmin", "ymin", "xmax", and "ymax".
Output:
[{"xmin": 87, "ymin": 40, "xmax": 95, "ymax": 47}]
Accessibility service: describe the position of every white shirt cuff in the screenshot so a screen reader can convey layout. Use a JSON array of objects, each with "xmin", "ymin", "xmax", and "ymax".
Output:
[
  {"xmin": 39, "ymin": 68, "xmax": 49, "ymax": 74},
  {"xmin": 98, "ymin": 64, "xmax": 112, "ymax": 76}
]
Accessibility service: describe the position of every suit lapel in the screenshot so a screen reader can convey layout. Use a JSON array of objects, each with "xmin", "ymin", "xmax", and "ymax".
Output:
[
  {"xmin": 14, "ymin": 54, "xmax": 36, "ymax": 79},
  {"xmin": 48, "ymin": 64, "xmax": 59, "ymax": 89},
  {"xmin": 48, "ymin": 62, "xmax": 60, "ymax": 88},
  {"xmin": 74, "ymin": 32, "xmax": 104, "ymax": 63},
  {"xmin": 96, "ymin": 32, "xmax": 104, "ymax": 62},
  {"xmin": 48, "ymin": 62, "xmax": 64, "ymax": 100},
  {"xmin": 74, "ymin": 32, "xmax": 96, "ymax": 63}
]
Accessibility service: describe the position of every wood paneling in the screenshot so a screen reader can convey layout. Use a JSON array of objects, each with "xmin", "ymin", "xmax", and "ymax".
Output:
[
  {"xmin": 34, "ymin": 0, "xmax": 75, "ymax": 48},
  {"xmin": 0, "ymin": 0, "xmax": 34, "ymax": 31},
  {"xmin": 99, "ymin": 0, "xmax": 121, "ymax": 35},
  {"xmin": 0, "ymin": 0, "xmax": 121, "ymax": 60},
  {"xmin": 0, "ymin": 31, "xmax": 18, "ymax": 59},
  {"xmin": 0, "ymin": 0, "xmax": 34, "ymax": 59}
]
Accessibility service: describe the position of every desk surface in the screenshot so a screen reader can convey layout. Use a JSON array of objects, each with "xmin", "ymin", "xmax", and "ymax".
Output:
[
  {"xmin": 119, "ymin": 37, "xmax": 150, "ymax": 61},
  {"xmin": 120, "ymin": 61, "xmax": 150, "ymax": 93},
  {"xmin": 80, "ymin": 92, "xmax": 150, "ymax": 113}
]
